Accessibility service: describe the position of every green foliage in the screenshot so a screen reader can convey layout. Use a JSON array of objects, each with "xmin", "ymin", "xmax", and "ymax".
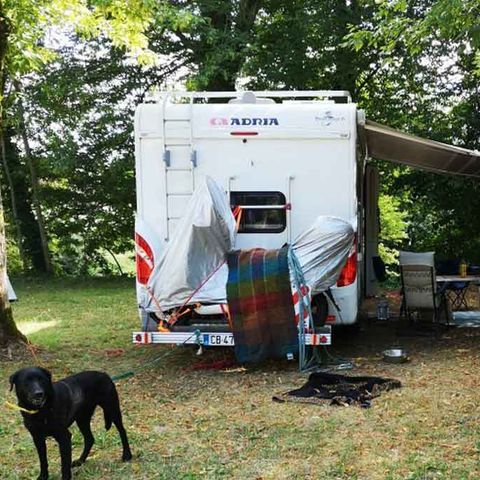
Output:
[
  {"xmin": 2, "ymin": 2, "xmax": 269, "ymax": 274},
  {"xmin": 16, "ymin": 35, "xmax": 160, "ymax": 274},
  {"xmin": 3, "ymin": 0, "xmax": 57, "ymax": 76},
  {"xmin": 347, "ymin": 1, "xmax": 480, "ymax": 265},
  {"xmin": 345, "ymin": 0, "xmax": 480, "ymax": 74},
  {"xmin": 3, "ymin": 0, "xmax": 159, "ymax": 79},
  {"xmin": 0, "ymin": 1, "xmax": 173, "ymax": 275},
  {"xmin": 244, "ymin": 1, "xmax": 377, "ymax": 95},
  {"xmin": 150, "ymin": 1, "xmax": 264, "ymax": 91},
  {"xmin": 1, "ymin": 0, "xmax": 480, "ymax": 276},
  {"xmin": 378, "ymin": 194, "xmax": 408, "ymax": 270},
  {"xmin": 5, "ymin": 232, "xmax": 23, "ymax": 275}
]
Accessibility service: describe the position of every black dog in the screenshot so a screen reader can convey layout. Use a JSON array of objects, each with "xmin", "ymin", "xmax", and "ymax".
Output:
[{"xmin": 9, "ymin": 367, "xmax": 132, "ymax": 480}]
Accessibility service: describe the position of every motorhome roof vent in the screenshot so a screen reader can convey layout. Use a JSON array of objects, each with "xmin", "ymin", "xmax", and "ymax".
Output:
[{"xmin": 228, "ymin": 92, "xmax": 275, "ymax": 104}]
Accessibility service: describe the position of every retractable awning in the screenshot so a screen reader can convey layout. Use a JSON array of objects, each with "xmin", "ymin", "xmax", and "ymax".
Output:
[{"xmin": 365, "ymin": 120, "xmax": 480, "ymax": 178}]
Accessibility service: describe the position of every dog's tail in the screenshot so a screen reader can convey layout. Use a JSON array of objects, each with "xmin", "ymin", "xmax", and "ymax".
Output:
[
  {"xmin": 103, "ymin": 410, "xmax": 113, "ymax": 431},
  {"xmin": 103, "ymin": 380, "xmax": 121, "ymax": 431}
]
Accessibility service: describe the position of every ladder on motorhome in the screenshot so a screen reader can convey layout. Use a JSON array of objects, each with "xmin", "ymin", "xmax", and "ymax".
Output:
[{"xmin": 161, "ymin": 94, "xmax": 196, "ymax": 241}]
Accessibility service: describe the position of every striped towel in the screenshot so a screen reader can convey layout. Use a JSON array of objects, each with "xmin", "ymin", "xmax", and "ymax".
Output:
[{"xmin": 226, "ymin": 247, "xmax": 298, "ymax": 363}]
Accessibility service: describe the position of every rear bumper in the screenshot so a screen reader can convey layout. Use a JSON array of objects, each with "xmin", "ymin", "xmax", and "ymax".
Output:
[{"xmin": 132, "ymin": 327, "xmax": 332, "ymax": 346}]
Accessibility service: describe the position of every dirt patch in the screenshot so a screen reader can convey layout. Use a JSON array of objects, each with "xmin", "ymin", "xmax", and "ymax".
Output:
[{"xmin": 0, "ymin": 340, "xmax": 39, "ymax": 362}]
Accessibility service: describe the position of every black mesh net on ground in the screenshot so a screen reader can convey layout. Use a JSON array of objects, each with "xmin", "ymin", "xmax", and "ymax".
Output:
[{"xmin": 273, "ymin": 372, "xmax": 401, "ymax": 408}]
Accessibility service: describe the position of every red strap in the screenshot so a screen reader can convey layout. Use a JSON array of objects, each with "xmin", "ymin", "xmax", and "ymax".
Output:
[{"xmin": 168, "ymin": 259, "xmax": 227, "ymax": 328}]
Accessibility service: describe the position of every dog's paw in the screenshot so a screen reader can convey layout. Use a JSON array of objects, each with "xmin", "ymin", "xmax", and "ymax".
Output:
[
  {"xmin": 72, "ymin": 459, "xmax": 84, "ymax": 468},
  {"xmin": 122, "ymin": 451, "xmax": 133, "ymax": 462}
]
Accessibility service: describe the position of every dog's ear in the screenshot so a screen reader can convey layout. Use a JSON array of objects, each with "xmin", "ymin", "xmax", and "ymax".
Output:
[
  {"xmin": 9, "ymin": 371, "xmax": 19, "ymax": 392},
  {"xmin": 39, "ymin": 367, "xmax": 52, "ymax": 383}
]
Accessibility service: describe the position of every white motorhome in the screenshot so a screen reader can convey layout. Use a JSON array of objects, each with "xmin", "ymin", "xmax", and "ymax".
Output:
[{"xmin": 132, "ymin": 90, "xmax": 380, "ymax": 347}]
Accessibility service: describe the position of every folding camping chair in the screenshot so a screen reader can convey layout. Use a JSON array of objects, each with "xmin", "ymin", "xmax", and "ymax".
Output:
[{"xmin": 399, "ymin": 251, "xmax": 450, "ymax": 334}]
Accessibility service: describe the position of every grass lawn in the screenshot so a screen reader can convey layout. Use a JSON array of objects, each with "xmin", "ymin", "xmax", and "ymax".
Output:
[{"xmin": 1, "ymin": 277, "xmax": 480, "ymax": 479}]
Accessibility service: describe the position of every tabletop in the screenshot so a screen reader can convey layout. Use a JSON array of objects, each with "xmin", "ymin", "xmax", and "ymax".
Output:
[{"xmin": 436, "ymin": 275, "xmax": 480, "ymax": 283}]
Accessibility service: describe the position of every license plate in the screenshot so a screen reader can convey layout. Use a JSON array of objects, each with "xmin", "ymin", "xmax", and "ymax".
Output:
[{"xmin": 203, "ymin": 333, "xmax": 234, "ymax": 346}]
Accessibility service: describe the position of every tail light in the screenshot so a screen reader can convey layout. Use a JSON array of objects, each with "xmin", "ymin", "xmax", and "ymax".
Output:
[
  {"xmin": 325, "ymin": 315, "xmax": 336, "ymax": 324},
  {"xmin": 337, "ymin": 235, "xmax": 357, "ymax": 287},
  {"xmin": 135, "ymin": 233, "xmax": 154, "ymax": 285}
]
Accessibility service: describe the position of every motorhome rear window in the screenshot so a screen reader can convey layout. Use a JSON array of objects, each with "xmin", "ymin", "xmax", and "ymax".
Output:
[{"xmin": 230, "ymin": 191, "xmax": 286, "ymax": 233}]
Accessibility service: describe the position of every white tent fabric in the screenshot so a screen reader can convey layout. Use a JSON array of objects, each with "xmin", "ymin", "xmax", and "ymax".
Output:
[
  {"xmin": 292, "ymin": 216, "xmax": 354, "ymax": 294},
  {"xmin": 6, "ymin": 274, "xmax": 16, "ymax": 301},
  {"xmin": 365, "ymin": 120, "xmax": 480, "ymax": 178},
  {"xmin": 145, "ymin": 176, "xmax": 236, "ymax": 311}
]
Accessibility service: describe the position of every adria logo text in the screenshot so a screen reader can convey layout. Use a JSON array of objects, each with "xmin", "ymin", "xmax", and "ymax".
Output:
[{"xmin": 210, "ymin": 117, "xmax": 279, "ymax": 126}]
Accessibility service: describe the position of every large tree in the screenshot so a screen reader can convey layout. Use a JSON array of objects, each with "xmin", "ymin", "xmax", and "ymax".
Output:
[
  {"xmin": 136, "ymin": 0, "xmax": 265, "ymax": 91},
  {"xmin": 6, "ymin": 1, "xmax": 267, "ymax": 277},
  {"xmin": 242, "ymin": 0, "xmax": 377, "ymax": 95},
  {"xmin": 18, "ymin": 35, "xmax": 177, "ymax": 275},
  {"xmin": 345, "ymin": 0, "xmax": 480, "ymax": 262},
  {"xmin": 0, "ymin": 0, "xmax": 159, "ymax": 345}
]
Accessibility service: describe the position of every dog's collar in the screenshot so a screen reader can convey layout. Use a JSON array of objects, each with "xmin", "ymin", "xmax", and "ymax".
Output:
[{"xmin": 4, "ymin": 401, "xmax": 39, "ymax": 415}]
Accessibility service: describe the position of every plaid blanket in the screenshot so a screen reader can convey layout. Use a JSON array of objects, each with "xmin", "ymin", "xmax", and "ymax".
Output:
[{"xmin": 226, "ymin": 247, "xmax": 298, "ymax": 363}]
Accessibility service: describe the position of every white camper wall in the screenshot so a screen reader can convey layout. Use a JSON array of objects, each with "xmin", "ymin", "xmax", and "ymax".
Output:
[
  {"xmin": 194, "ymin": 137, "xmax": 356, "ymax": 249},
  {"xmin": 135, "ymin": 101, "xmax": 358, "ymax": 248},
  {"xmin": 135, "ymin": 104, "xmax": 167, "ymax": 242}
]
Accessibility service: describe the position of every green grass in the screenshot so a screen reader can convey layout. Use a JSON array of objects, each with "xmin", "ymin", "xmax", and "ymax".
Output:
[{"xmin": 1, "ymin": 277, "xmax": 480, "ymax": 479}]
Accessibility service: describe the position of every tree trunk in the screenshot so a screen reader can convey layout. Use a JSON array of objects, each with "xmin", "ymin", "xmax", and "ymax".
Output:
[
  {"xmin": 0, "ymin": 1, "xmax": 27, "ymax": 345},
  {"xmin": 105, "ymin": 248, "xmax": 124, "ymax": 275},
  {"xmin": 196, "ymin": 0, "xmax": 261, "ymax": 92},
  {"xmin": 0, "ymin": 129, "xmax": 27, "ymax": 270},
  {"xmin": 332, "ymin": 0, "xmax": 361, "ymax": 97},
  {"xmin": 0, "ymin": 192, "xmax": 26, "ymax": 345},
  {"xmin": 3, "ymin": 126, "xmax": 46, "ymax": 272},
  {"xmin": 13, "ymin": 80, "xmax": 53, "ymax": 274}
]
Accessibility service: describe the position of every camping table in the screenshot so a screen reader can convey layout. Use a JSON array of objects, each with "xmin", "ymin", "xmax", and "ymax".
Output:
[{"xmin": 436, "ymin": 275, "xmax": 480, "ymax": 310}]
